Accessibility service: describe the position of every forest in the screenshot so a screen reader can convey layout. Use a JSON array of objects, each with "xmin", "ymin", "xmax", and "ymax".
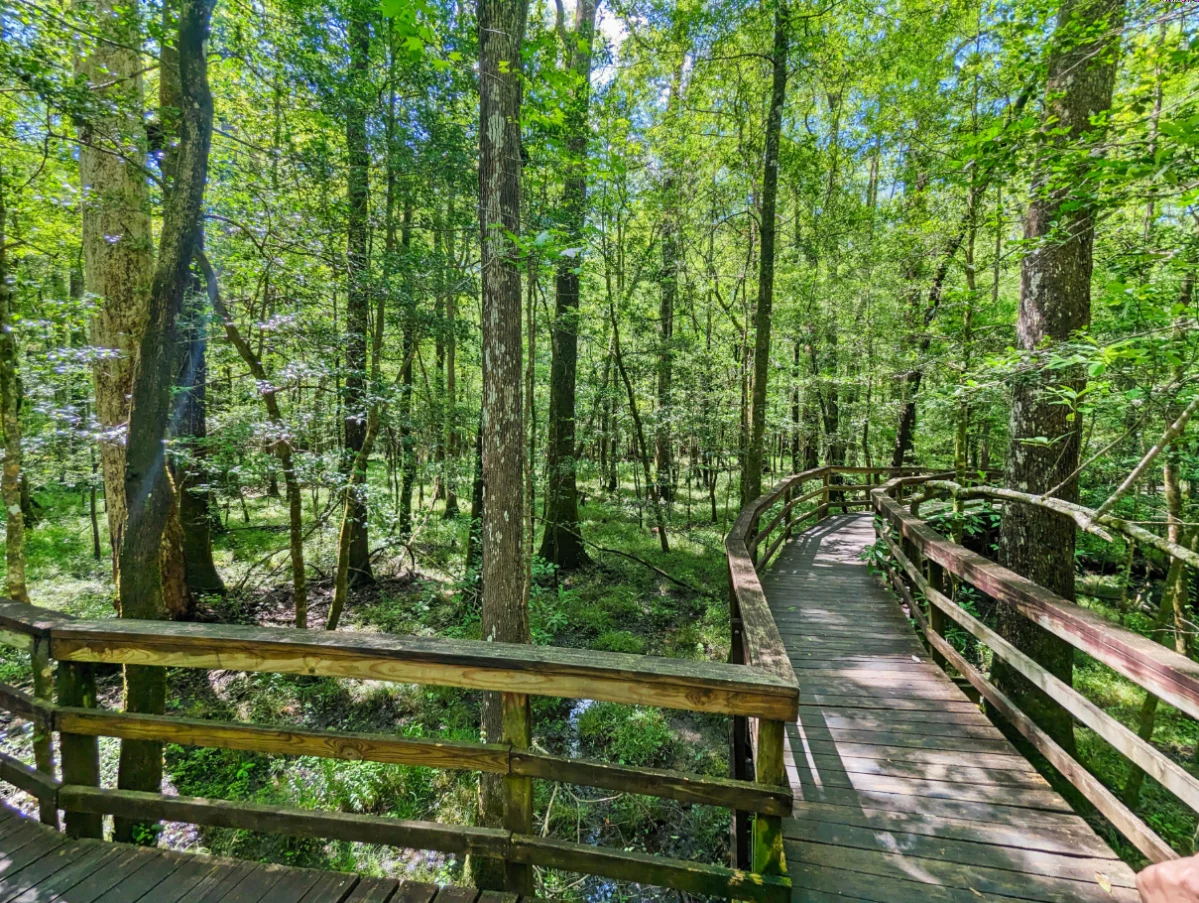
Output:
[{"xmin": 0, "ymin": 0, "xmax": 1197, "ymax": 896}]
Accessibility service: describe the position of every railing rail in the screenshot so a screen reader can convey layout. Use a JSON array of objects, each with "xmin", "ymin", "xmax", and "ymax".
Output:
[
  {"xmin": 0, "ymin": 600, "xmax": 796, "ymax": 902},
  {"xmin": 871, "ymin": 474, "xmax": 1197, "ymax": 864}
]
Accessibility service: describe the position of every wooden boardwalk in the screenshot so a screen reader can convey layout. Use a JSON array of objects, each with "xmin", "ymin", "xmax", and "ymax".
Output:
[
  {"xmin": 0, "ymin": 803, "xmax": 520, "ymax": 903},
  {"xmin": 762, "ymin": 513, "xmax": 1140, "ymax": 903}
]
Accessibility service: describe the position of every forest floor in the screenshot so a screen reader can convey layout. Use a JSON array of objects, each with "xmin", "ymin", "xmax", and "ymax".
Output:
[{"xmin": 0, "ymin": 468, "xmax": 741, "ymax": 901}]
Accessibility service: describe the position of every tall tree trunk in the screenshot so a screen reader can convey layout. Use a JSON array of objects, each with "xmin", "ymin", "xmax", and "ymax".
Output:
[
  {"xmin": 0, "ymin": 172, "xmax": 29, "ymax": 603},
  {"xmin": 474, "ymin": 0, "xmax": 530, "ymax": 888},
  {"xmin": 77, "ymin": 0, "xmax": 154, "ymax": 576},
  {"xmin": 398, "ymin": 203, "xmax": 416, "ymax": 537},
  {"xmin": 993, "ymin": 0, "xmax": 1124, "ymax": 755},
  {"xmin": 114, "ymin": 0, "xmax": 215, "ymax": 843},
  {"xmin": 443, "ymin": 200, "xmax": 461, "ymax": 519},
  {"xmin": 743, "ymin": 0, "xmax": 787, "ymax": 506},
  {"xmin": 175, "ymin": 282, "xmax": 225, "ymax": 598},
  {"xmin": 343, "ymin": 1, "xmax": 374, "ymax": 585},
  {"xmin": 538, "ymin": 0, "xmax": 597, "ymax": 570}
]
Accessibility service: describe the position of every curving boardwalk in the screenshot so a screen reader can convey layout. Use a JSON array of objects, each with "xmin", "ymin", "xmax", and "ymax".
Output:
[{"xmin": 762, "ymin": 513, "xmax": 1140, "ymax": 903}]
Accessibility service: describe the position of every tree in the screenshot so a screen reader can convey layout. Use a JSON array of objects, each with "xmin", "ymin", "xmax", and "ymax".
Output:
[
  {"xmin": 538, "ymin": 0, "xmax": 598, "ymax": 571},
  {"xmin": 0, "ymin": 167, "xmax": 29, "ymax": 603},
  {"xmin": 474, "ymin": 0, "xmax": 530, "ymax": 889},
  {"xmin": 992, "ymin": 0, "xmax": 1125, "ymax": 754},
  {"xmin": 343, "ymin": 0, "xmax": 375, "ymax": 586},
  {"xmin": 76, "ymin": 0, "xmax": 154, "ymax": 574},
  {"xmin": 742, "ymin": 0, "xmax": 788, "ymax": 506}
]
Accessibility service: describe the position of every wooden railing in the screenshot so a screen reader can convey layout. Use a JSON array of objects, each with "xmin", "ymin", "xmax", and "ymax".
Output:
[
  {"xmin": 871, "ymin": 473, "xmax": 1199, "ymax": 864},
  {"xmin": 0, "ymin": 600, "xmax": 797, "ymax": 901},
  {"xmin": 724, "ymin": 465, "xmax": 923, "ymax": 869}
]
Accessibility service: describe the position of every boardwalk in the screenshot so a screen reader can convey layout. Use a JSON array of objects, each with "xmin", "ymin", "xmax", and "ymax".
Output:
[
  {"xmin": 762, "ymin": 513, "xmax": 1140, "ymax": 903},
  {"xmin": 0, "ymin": 804, "xmax": 516, "ymax": 903}
]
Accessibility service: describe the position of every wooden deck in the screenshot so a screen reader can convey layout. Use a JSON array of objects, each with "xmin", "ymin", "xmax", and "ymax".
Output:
[
  {"xmin": 762, "ymin": 513, "xmax": 1141, "ymax": 903},
  {"xmin": 0, "ymin": 803, "xmax": 522, "ymax": 903}
]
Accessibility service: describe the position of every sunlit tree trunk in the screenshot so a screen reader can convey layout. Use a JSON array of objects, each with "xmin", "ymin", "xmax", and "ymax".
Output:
[
  {"xmin": 0, "ymin": 173, "xmax": 29, "ymax": 603},
  {"xmin": 994, "ymin": 0, "xmax": 1124, "ymax": 755},
  {"xmin": 114, "ymin": 0, "xmax": 215, "ymax": 843},
  {"xmin": 473, "ymin": 0, "xmax": 529, "ymax": 887},
  {"xmin": 76, "ymin": 0, "xmax": 154, "ymax": 575}
]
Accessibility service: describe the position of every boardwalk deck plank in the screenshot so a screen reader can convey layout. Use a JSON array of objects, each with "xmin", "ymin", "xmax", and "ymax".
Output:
[{"xmin": 767, "ymin": 513, "xmax": 1140, "ymax": 903}]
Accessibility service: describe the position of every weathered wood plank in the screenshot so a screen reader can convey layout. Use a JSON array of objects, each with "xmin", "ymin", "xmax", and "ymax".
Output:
[
  {"xmin": 337, "ymin": 877, "xmax": 403, "ymax": 903},
  {"xmin": 512, "ymin": 835, "xmax": 792, "ymax": 903},
  {"xmin": 48, "ymin": 619, "xmax": 796, "ymax": 720},
  {"xmin": 788, "ymin": 801, "xmax": 1120, "ymax": 859},
  {"xmin": 784, "ymin": 818, "xmax": 1136, "ymax": 886},
  {"xmin": 57, "ymin": 707, "xmax": 511, "ymax": 774},
  {"xmin": 58, "ymin": 786, "xmax": 511, "ymax": 858},
  {"xmin": 510, "ymin": 750, "xmax": 791, "ymax": 815},
  {"xmin": 786, "ymin": 841, "xmax": 1139, "ymax": 903}
]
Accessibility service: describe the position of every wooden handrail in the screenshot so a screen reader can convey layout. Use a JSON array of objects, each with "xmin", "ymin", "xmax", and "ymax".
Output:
[
  {"xmin": 0, "ymin": 601, "xmax": 796, "ymax": 721},
  {"xmin": 871, "ymin": 474, "xmax": 1198, "ymax": 863},
  {"xmin": 0, "ymin": 597, "xmax": 797, "ymax": 900}
]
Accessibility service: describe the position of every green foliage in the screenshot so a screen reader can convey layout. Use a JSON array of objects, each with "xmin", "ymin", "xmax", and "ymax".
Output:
[{"xmin": 576, "ymin": 702, "xmax": 674, "ymax": 768}]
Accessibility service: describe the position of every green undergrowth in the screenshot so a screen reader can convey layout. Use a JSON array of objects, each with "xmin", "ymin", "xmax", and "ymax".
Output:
[{"xmin": 0, "ymin": 473, "xmax": 737, "ymax": 898}]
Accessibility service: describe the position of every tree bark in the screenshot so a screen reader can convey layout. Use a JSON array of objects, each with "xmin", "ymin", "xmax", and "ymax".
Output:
[
  {"xmin": 175, "ymin": 252, "xmax": 224, "ymax": 599},
  {"xmin": 114, "ymin": 0, "xmax": 215, "ymax": 843},
  {"xmin": 538, "ymin": 0, "xmax": 597, "ymax": 570},
  {"xmin": 474, "ymin": 0, "xmax": 529, "ymax": 887},
  {"xmin": 993, "ymin": 0, "xmax": 1124, "ymax": 755},
  {"xmin": 343, "ymin": 1, "xmax": 374, "ymax": 585},
  {"xmin": 743, "ymin": 0, "xmax": 787, "ymax": 505},
  {"xmin": 0, "ymin": 172, "xmax": 29, "ymax": 603},
  {"xmin": 76, "ymin": 0, "xmax": 154, "ymax": 576}
]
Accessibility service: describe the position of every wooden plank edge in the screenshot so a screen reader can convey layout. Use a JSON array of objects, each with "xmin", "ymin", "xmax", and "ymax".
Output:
[
  {"xmin": 0, "ymin": 750, "xmax": 61, "ymax": 802},
  {"xmin": 58, "ymin": 786, "xmax": 511, "ymax": 857},
  {"xmin": 511, "ymin": 835, "xmax": 792, "ymax": 903},
  {"xmin": 511, "ymin": 750, "xmax": 792, "ymax": 816},
  {"xmin": 53, "ymin": 707, "xmax": 789, "ymax": 815}
]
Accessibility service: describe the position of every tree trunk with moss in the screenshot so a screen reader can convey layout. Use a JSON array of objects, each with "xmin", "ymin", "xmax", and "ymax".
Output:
[
  {"xmin": 993, "ymin": 0, "xmax": 1124, "ymax": 755},
  {"xmin": 114, "ymin": 0, "xmax": 215, "ymax": 842},
  {"xmin": 0, "ymin": 172, "xmax": 29, "ymax": 604}
]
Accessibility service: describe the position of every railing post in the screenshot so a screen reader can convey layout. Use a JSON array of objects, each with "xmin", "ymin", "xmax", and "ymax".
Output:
[
  {"xmin": 30, "ymin": 638, "xmax": 56, "ymax": 826},
  {"xmin": 752, "ymin": 719, "xmax": 786, "ymax": 876},
  {"xmin": 783, "ymin": 485, "xmax": 793, "ymax": 540},
  {"xmin": 57, "ymin": 660, "xmax": 102, "ymax": 838},
  {"xmin": 502, "ymin": 691, "xmax": 534, "ymax": 895},
  {"xmin": 818, "ymin": 471, "xmax": 830, "ymax": 520},
  {"xmin": 926, "ymin": 559, "xmax": 948, "ymax": 670},
  {"xmin": 728, "ymin": 564, "xmax": 752, "ymax": 870}
]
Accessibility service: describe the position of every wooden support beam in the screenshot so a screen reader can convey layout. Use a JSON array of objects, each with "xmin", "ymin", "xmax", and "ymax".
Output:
[
  {"xmin": 56, "ymin": 661, "xmax": 101, "ymax": 839},
  {"xmin": 501, "ymin": 692, "xmax": 533, "ymax": 895}
]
